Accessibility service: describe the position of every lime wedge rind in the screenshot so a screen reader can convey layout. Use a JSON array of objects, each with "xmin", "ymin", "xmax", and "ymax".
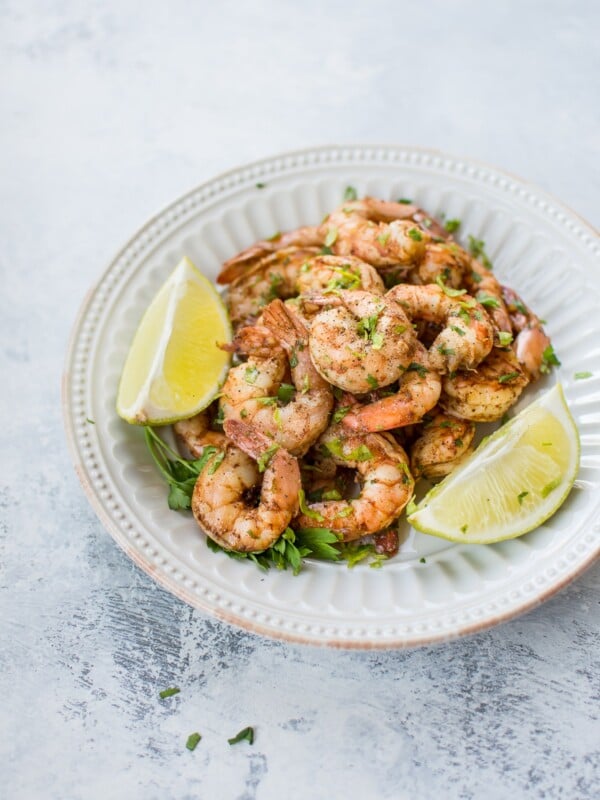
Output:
[
  {"xmin": 407, "ymin": 384, "xmax": 580, "ymax": 544},
  {"xmin": 116, "ymin": 257, "xmax": 232, "ymax": 426}
]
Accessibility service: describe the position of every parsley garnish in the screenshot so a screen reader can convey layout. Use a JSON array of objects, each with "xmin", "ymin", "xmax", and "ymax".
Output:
[
  {"xmin": 467, "ymin": 235, "xmax": 493, "ymax": 270},
  {"xmin": 444, "ymin": 218, "xmax": 461, "ymax": 233},
  {"xmin": 540, "ymin": 344, "xmax": 561, "ymax": 374},
  {"xmin": 377, "ymin": 231, "xmax": 390, "ymax": 246},
  {"xmin": 244, "ymin": 365, "xmax": 259, "ymax": 384},
  {"xmin": 255, "ymin": 182, "xmax": 266, "ymax": 189},
  {"xmin": 498, "ymin": 372, "xmax": 520, "ymax": 384},
  {"xmin": 419, "ymin": 557, "xmax": 427, "ymax": 564},
  {"xmin": 86, "ymin": 417, "xmax": 95, "ymax": 424},
  {"xmin": 338, "ymin": 542, "xmax": 387, "ymax": 569},
  {"xmin": 460, "ymin": 524, "xmax": 468, "ymax": 534},
  {"xmin": 435, "ymin": 274, "xmax": 467, "ymax": 298},
  {"xmin": 277, "ymin": 383, "xmax": 296, "ymax": 403},
  {"xmin": 333, "ymin": 406, "xmax": 351, "ymax": 423},
  {"xmin": 257, "ymin": 443, "xmax": 279, "ymax": 473},
  {"xmin": 476, "ymin": 292, "xmax": 500, "ymax": 309},
  {"xmin": 497, "ymin": 331, "xmax": 513, "ymax": 347},
  {"xmin": 228, "ymin": 727, "xmax": 254, "ymax": 746},
  {"xmin": 298, "ymin": 488, "xmax": 325, "ymax": 522},
  {"xmin": 159, "ymin": 687, "xmax": 180, "ymax": 699},
  {"xmin": 186, "ymin": 733, "xmax": 202, "ymax": 751},
  {"xmin": 437, "ymin": 345, "xmax": 456, "ymax": 357},
  {"xmin": 406, "ymin": 362, "xmax": 428, "ymax": 378},
  {"xmin": 397, "ymin": 197, "xmax": 412, "ymax": 204},
  {"xmin": 408, "ymin": 227, "xmax": 423, "ymax": 242},
  {"xmin": 144, "ymin": 427, "xmax": 220, "ymax": 511},
  {"xmin": 450, "ymin": 325, "xmax": 466, "ymax": 337},
  {"xmin": 344, "ymin": 186, "xmax": 357, "ymax": 201},
  {"xmin": 574, "ymin": 371, "xmax": 592, "ymax": 380},
  {"xmin": 320, "ymin": 245, "xmax": 334, "ymax": 255},
  {"xmin": 366, "ymin": 374, "xmax": 379, "ymax": 389},
  {"xmin": 517, "ymin": 491, "xmax": 529, "ymax": 505},
  {"xmin": 325, "ymin": 438, "xmax": 373, "ymax": 461}
]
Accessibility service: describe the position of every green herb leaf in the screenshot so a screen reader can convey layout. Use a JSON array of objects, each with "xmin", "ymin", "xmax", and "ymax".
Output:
[
  {"xmin": 497, "ymin": 331, "xmax": 513, "ymax": 347},
  {"xmin": 322, "ymin": 489, "xmax": 342, "ymax": 501},
  {"xmin": 435, "ymin": 274, "xmax": 466, "ymax": 298},
  {"xmin": 450, "ymin": 325, "xmax": 466, "ymax": 337},
  {"xmin": 295, "ymin": 527, "xmax": 342, "ymax": 560},
  {"xmin": 444, "ymin": 218, "xmax": 461, "ymax": 233},
  {"xmin": 540, "ymin": 344, "xmax": 561, "ymax": 374},
  {"xmin": 228, "ymin": 727, "xmax": 254, "ymax": 745},
  {"xmin": 406, "ymin": 362, "xmax": 428, "ymax": 378},
  {"xmin": 186, "ymin": 733, "xmax": 202, "ymax": 751},
  {"xmin": 408, "ymin": 227, "xmax": 423, "ymax": 242},
  {"xmin": 467, "ymin": 235, "xmax": 493, "ymax": 270},
  {"xmin": 86, "ymin": 417, "xmax": 95, "ymax": 425},
  {"xmin": 397, "ymin": 197, "xmax": 412, "ymax": 204},
  {"xmin": 255, "ymin": 182, "xmax": 266, "ymax": 189},
  {"xmin": 517, "ymin": 491, "xmax": 529, "ymax": 505},
  {"xmin": 244, "ymin": 365, "xmax": 259, "ymax": 384},
  {"xmin": 333, "ymin": 406, "xmax": 351, "ymax": 423},
  {"xmin": 344, "ymin": 186, "xmax": 357, "ymax": 201},
  {"xmin": 574, "ymin": 371, "xmax": 592, "ymax": 380},
  {"xmin": 476, "ymin": 292, "xmax": 500, "ymax": 309},
  {"xmin": 419, "ymin": 557, "xmax": 426, "ymax": 563},
  {"xmin": 460, "ymin": 524, "xmax": 468, "ymax": 534},
  {"xmin": 298, "ymin": 488, "xmax": 324, "ymax": 522},
  {"xmin": 377, "ymin": 231, "xmax": 390, "ymax": 246},
  {"xmin": 498, "ymin": 372, "xmax": 521, "ymax": 384},
  {"xmin": 277, "ymin": 383, "xmax": 296, "ymax": 403},
  {"xmin": 159, "ymin": 687, "xmax": 181, "ymax": 699},
  {"xmin": 257, "ymin": 443, "xmax": 280, "ymax": 473},
  {"xmin": 320, "ymin": 245, "xmax": 334, "ymax": 255},
  {"xmin": 366, "ymin": 374, "xmax": 379, "ymax": 389}
]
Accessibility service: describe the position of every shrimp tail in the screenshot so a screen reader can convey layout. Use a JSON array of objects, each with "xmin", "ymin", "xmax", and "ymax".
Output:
[
  {"xmin": 261, "ymin": 298, "xmax": 309, "ymax": 349},
  {"xmin": 223, "ymin": 419, "xmax": 276, "ymax": 460}
]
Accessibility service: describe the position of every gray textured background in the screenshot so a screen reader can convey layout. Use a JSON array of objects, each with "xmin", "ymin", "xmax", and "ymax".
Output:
[{"xmin": 1, "ymin": 1, "xmax": 599, "ymax": 798}]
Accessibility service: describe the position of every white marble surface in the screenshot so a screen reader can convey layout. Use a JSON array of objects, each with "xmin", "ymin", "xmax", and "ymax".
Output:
[{"xmin": 1, "ymin": 1, "xmax": 599, "ymax": 798}]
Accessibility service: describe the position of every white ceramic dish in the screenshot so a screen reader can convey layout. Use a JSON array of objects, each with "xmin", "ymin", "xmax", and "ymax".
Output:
[{"xmin": 63, "ymin": 145, "xmax": 600, "ymax": 648}]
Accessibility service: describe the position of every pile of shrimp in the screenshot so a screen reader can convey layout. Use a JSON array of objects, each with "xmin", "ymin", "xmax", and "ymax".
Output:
[{"xmin": 177, "ymin": 196, "xmax": 552, "ymax": 558}]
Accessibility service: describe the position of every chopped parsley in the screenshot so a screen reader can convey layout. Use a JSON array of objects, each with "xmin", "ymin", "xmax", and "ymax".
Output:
[
  {"xmin": 540, "ymin": 344, "xmax": 561, "ymax": 374},
  {"xmin": 333, "ymin": 406, "xmax": 351, "ymax": 423},
  {"xmin": 444, "ymin": 218, "xmax": 461, "ymax": 233},
  {"xmin": 476, "ymin": 292, "xmax": 500, "ymax": 309},
  {"xmin": 408, "ymin": 227, "xmax": 423, "ymax": 242},
  {"xmin": 344, "ymin": 185, "xmax": 358, "ymax": 201},
  {"xmin": 366, "ymin": 374, "xmax": 379, "ymax": 389},
  {"xmin": 86, "ymin": 417, "xmax": 95, "ymax": 424},
  {"xmin": 159, "ymin": 687, "xmax": 180, "ymax": 699},
  {"xmin": 325, "ymin": 438, "xmax": 373, "ymax": 462},
  {"xmin": 497, "ymin": 331, "xmax": 514, "ymax": 347},
  {"xmin": 257, "ymin": 443, "xmax": 280, "ymax": 472},
  {"xmin": 255, "ymin": 182, "xmax": 266, "ymax": 189},
  {"xmin": 437, "ymin": 345, "xmax": 456, "ymax": 357},
  {"xmin": 498, "ymin": 372, "xmax": 521, "ymax": 384},
  {"xmin": 277, "ymin": 383, "xmax": 296, "ymax": 404},
  {"xmin": 460, "ymin": 524, "xmax": 468, "ymax": 534},
  {"xmin": 517, "ymin": 491, "xmax": 529, "ymax": 505},
  {"xmin": 397, "ymin": 197, "xmax": 412, "ymax": 204},
  {"xmin": 186, "ymin": 733, "xmax": 202, "ymax": 751},
  {"xmin": 144, "ymin": 427, "xmax": 221, "ymax": 511},
  {"xmin": 298, "ymin": 488, "xmax": 325, "ymax": 522},
  {"xmin": 450, "ymin": 325, "xmax": 466, "ymax": 337},
  {"xmin": 228, "ymin": 727, "xmax": 254, "ymax": 746},
  {"xmin": 338, "ymin": 542, "xmax": 387, "ymax": 569},
  {"xmin": 377, "ymin": 231, "xmax": 390, "ymax": 246},
  {"xmin": 467, "ymin": 235, "xmax": 493, "ymax": 270},
  {"xmin": 406, "ymin": 362, "xmax": 428, "ymax": 378},
  {"xmin": 244, "ymin": 365, "xmax": 259, "ymax": 384},
  {"xmin": 419, "ymin": 557, "xmax": 427, "ymax": 564},
  {"xmin": 574, "ymin": 371, "xmax": 592, "ymax": 380},
  {"xmin": 435, "ymin": 274, "xmax": 466, "ymax": 298},
  {"xmin": 320, "ymin": 245, "xmax": 334, "ymax": 255}
]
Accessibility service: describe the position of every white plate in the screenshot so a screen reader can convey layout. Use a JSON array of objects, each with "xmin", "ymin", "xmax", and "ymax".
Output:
[{"xmin": 63, "ymin": 145, "xmax": 600, "ymax": 648}]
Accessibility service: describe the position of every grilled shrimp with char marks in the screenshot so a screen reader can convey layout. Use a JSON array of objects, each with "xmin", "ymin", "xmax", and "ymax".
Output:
[
  {"xmin": 306, "ymin": 289, "xmax": 416, "ymax": 393},
  {"xmin": 342, "ymin": 342, "xmax": 441, "ymax": 433},
  {"xmin": 440, "ymin": 346, "xmax": 529, "ymax": 422},
  {"xmin": 410, "ymin": 409, "xmax": 476, "ymax": 480},
  {"xmin": 293, "ymin": 424, "xmax": 414, "ymax": 542},
  {"xmin": 387, "ymin": 283, "xmax": 494, "ymax": 373},
  {"xmin": 192, "ymin": 420, "xmax": 300, "ymax": 553}
]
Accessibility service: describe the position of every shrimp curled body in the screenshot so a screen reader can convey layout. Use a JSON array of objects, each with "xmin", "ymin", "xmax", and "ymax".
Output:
[
  {"xmin": 192, "ymin": 420, "xmax": 300, "ymax": 553},
  {"xmin": 294, "ymin": 425, "xmax": 414, "ymax": 542}
]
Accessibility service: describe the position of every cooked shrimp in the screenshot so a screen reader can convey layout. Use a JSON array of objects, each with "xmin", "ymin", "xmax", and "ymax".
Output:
[
  {"xmin": 410, "ymin": 409, "xmax": 476, "ymax": 480},
  {"xmin": 341, "ymin": 342, "xmax": 441, "ymax": 432},
  {"xmin": 415, "ymin": 241, "xmax": 471, "ymax": 288},
  {"xmin": 293, "ymin": 424, "xmax": 414, "ymax": 542},
  {"xmin": 226, "ymin": 247, "xmax": 319, "ymax": 329},
  {"xmin": 296, "ymin": 255, "xmax": 385, "ymax": 296},
  {"xmin": 502, "ymin": 285, "xmax": 552, "ymax": 380},
  {"xmin": 320, "ymin": 198, "xmax": 429, "ymax": 267},
  {"xmin": 191, "ymin": 420, "xmax": 300, "ymax": 553},
  {"xmin": 174, "ymin": 411, "xmax": 227, "ymax": 457},
  {"xmin": 440, "ymin": 347, "xmax": 529, "ymax": 421},
  {"xmin": 221, "ymin": 302, "xmax": 333, "ymax": 455},
  {"xmin": 218, "ymin": 227, "xmax": 322, "ymax": 284},
  {"xmin": 463, "ymin": 258, "xmax": 512, "ymax": 335},
  {"xmin": 306, "ymin": 289, "xmax": 416, "ymax": 393},
  {"xmin": 387, "ymin": 283, "xmax": 494, "ymax": 373}
]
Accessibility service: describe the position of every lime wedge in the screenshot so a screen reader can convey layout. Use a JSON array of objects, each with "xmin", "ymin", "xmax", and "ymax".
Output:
[
  {"xmin": 407, "ymin": 384, "xmax": 579, "ymax": 543},
  {"xmin": 116, "ymin": 257, "xmax": 232, "ymax": 425}
]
